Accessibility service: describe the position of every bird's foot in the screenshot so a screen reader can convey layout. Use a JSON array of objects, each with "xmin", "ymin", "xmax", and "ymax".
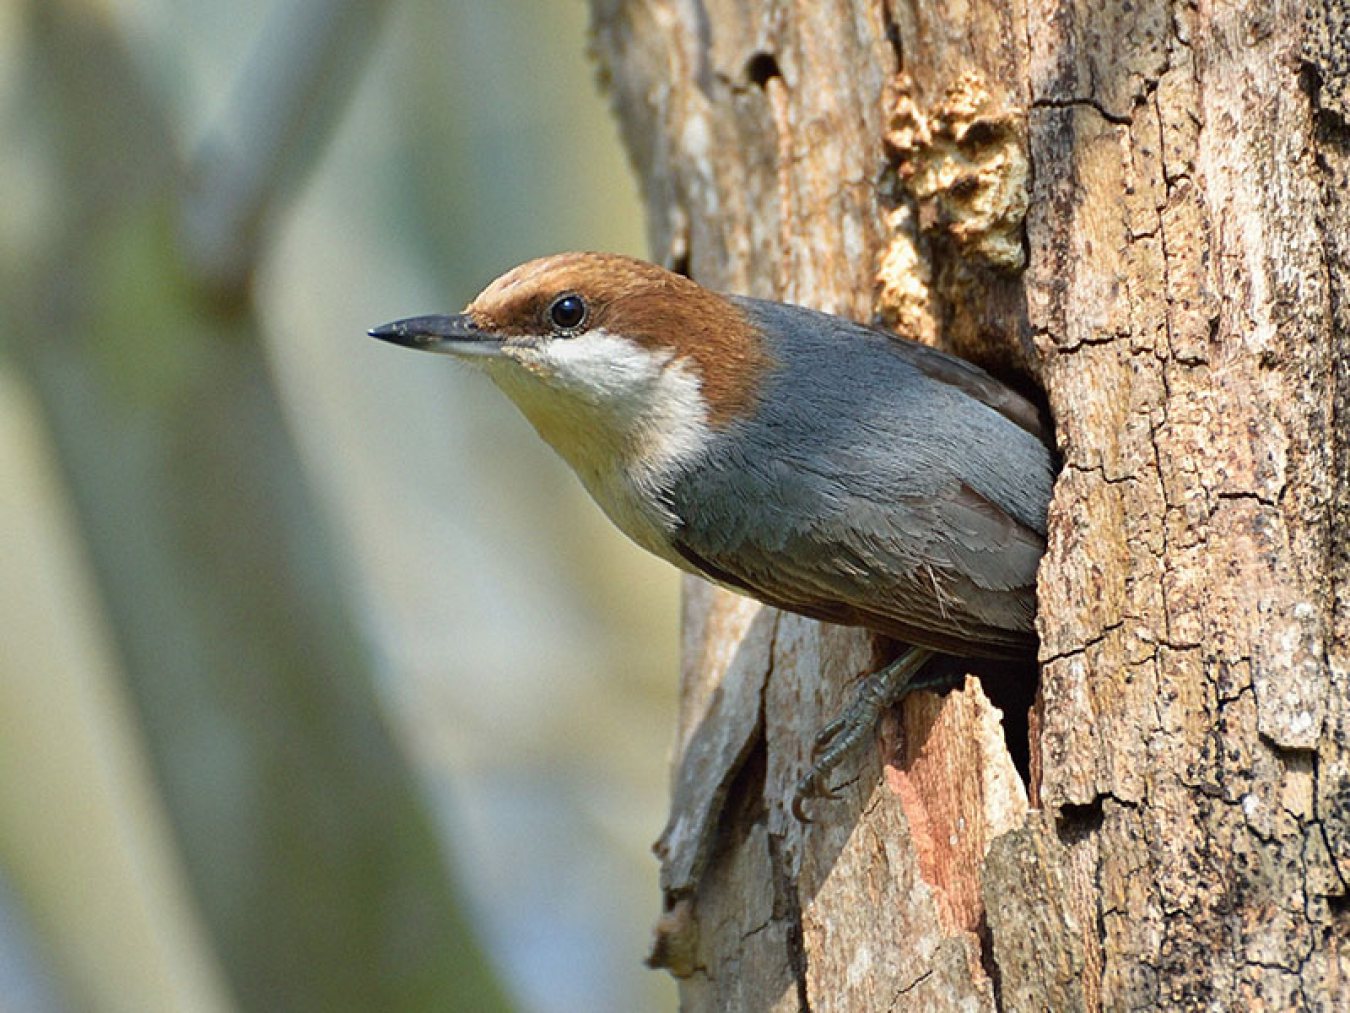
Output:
[{"xmin": 792, "ymin": 647, "xmax": 956, "ymax": 823}]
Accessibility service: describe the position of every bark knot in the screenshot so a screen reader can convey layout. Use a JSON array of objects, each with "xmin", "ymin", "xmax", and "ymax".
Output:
[{"xmin": 881, "ymin": 71, "xmax": 1030, "ymax": 272}]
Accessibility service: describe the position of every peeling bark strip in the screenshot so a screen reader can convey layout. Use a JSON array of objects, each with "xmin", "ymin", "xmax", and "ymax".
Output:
[{"xmin": 590, "ymin": 0, "xmax": 1350, "ymax": 1008}]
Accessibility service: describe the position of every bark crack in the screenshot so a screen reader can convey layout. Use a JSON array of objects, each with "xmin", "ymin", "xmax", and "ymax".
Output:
[
  {"xmin": 1037, "ymin": 620, "xmax": 1124, "ymax": 665},
  {"xmin": 1312, "ymin": 749, "xmax": 1350, "ymax": 894},
  {"xmin": 760, "ymin": 66, "xmax": 795, "ymax": 297},
  {"xmin": 877, "ymin": 0, "xmax": 903, "ymax": 73},
  {"xmin": 887, "ymin": 968, "xmax": 933, "ymax": 1009},
  {"xmin": 1029, "ymin": 95, "xmax": 1132, "ymax": 126},
  {"xmin": 768, "ymin": 831, "xmax": 812, "ymax": 1012}
]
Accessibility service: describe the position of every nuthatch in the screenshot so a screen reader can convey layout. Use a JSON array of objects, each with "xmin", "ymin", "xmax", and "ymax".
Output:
[{"xmin": 371, "ymin": 252, "xmax": 1055, "ymax": 820}]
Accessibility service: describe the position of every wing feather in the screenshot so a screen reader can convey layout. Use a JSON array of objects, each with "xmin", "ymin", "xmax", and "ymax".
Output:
[{"xmin": 667, "ymin": 301, "xmax": 1054, "ymax": 658}]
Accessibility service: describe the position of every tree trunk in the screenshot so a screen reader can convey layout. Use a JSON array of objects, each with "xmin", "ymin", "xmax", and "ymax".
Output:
[{"xmin": 590, "ymin": 0, "xmax": 1350, "ymax": 1008}]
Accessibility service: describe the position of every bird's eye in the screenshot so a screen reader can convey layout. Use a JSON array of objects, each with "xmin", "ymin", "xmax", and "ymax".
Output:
[{"xmin": 548, "ymin": 293, "xmax": 587, "ymax": 332}]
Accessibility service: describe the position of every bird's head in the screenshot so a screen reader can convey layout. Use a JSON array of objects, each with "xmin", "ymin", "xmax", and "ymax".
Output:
[{"xmin": 370, "ymin": 252, "xmax": 770, "ymax": 478}]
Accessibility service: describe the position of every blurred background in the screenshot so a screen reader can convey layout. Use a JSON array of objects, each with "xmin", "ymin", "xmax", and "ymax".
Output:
[{"xmin": 0, "ymin": 0, "xmax": 680, "ymax": 1010}]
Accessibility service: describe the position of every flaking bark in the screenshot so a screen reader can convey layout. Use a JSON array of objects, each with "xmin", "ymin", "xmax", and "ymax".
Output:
[{"xmin": 590, "ymin": 0, "xmax": 1350, "ymax": 1008}]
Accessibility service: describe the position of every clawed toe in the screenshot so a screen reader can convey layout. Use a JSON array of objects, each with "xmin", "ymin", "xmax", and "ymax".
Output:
[
  {"xmin": 811, "ymin": 718, "xmax": 846, "ymax": 756},
  {"xmin": 791, "ymin": 791, "xmax": 814, "ymax": 824},
  {"xmin": 791, "ymin": 764, "xmax": 850, "ymax": 823},
  {"xmin": 792, "ymin": 771, "xmax": 828, "ymax": 823},
  {"xmin": 789, "ymin": 647, "xmax": 936, "ymax": 824}
]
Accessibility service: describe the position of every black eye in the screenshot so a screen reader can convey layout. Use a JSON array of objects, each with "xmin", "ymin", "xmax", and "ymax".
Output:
[{"xmin": 548, "ymin": 293, "xmax": 587, "ymax": 332}]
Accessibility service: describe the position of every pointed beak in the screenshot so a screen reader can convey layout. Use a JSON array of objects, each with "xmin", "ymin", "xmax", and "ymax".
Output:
[{"xmin": 367, "ymin": 314, "xmax": 505, "ymax": 358}]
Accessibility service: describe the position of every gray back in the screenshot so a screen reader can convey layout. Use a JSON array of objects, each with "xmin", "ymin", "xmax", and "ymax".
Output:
[{"xmin": 664, "ymin": 297, "xmax": 1056, "ymax": 657}]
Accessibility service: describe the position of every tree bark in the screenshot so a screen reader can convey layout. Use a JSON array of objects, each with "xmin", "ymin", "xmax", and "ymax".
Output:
[{"xmin": 590, "ymin": 0, "xmax": 1350, "ymax": 1008}]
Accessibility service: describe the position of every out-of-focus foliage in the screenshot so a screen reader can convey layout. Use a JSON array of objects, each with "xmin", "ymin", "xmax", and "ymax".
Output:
[{"xmin": 0, "ymin": 0, "xmax": 675, "ymax": 1010}]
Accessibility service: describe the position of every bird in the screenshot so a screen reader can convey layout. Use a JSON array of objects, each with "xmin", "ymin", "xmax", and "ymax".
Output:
[{"xmin": 370, "ymin": 252, "xmax": 1055, "ymax": 820}]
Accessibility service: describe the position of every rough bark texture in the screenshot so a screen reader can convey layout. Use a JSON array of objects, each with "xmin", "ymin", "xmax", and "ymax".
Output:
[{"xmin": 591, "ymin": 0, "xmax": 1350, "ymax": 1008}]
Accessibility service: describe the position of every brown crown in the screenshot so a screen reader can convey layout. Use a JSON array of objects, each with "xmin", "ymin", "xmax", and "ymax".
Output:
[{"xmin": 466, "ymin": 252, "xmax": 770, "ymax": 426}]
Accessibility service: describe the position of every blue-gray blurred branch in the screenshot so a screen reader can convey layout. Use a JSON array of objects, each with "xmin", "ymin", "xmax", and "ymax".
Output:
[
  {"xmin": 180, "ymin": 0, "xmax": 393, "ymax": 300},
  {"xmin": 5, "ymin": 0, "xmax": 510, "ymax": 1009}
]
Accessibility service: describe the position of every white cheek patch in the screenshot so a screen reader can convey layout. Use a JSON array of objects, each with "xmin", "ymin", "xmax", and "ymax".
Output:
[
  {"xmin": 634, "ymin": 354, "xmax": 713, "ymax": 475},
  {"xmin": 530, "ymin": 331, "xmax": 666, "ymax": 402},
  {"xmin": 484, "ymin": 329, "xmax": 713, "ymax": 556},
  {"xmin": 499, "ymin": 329, "xmax": 712, "ymax": 472}
]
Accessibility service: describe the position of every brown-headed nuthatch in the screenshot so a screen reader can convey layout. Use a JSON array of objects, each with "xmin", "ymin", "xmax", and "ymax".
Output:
[{"xmin": 371, "ymin": 252, "xmax": 1054, "ymax": 821}]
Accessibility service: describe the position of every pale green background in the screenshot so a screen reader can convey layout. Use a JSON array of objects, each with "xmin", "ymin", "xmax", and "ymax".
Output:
[{"xmin": 0, "ymin": 0, "xmax": 679, "ymax": 1010}]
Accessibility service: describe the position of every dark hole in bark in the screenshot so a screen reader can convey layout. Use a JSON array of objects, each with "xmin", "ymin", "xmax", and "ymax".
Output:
[
  {"xmin": 976, "ymin": 911, "xmax": 1004, "ymax": 1009},
  {"xmin": 710, "ymin": 729, "xmax": 768, "ymax": 862},
  {"xmin": 745, "ymin": 51, "xmax": 782, "ymax": 89},
  {"xmin": 1328, "ymin": 891, "xmax": 1350, "ymax": 921},
  {"xmin": 908, "ymin": 653, "xmax": 1038, "ymax": 793},
  {"xmin": 973, "ymin": 656, "xmax": 1038, "ymax": 790},
  {"xmin": 1056, "ymin": 797, "xmax": 1106, "ymax": 845},
  {"xmin": 958, "ymin": 117, "xmax": 1010, "ymax": 154}
]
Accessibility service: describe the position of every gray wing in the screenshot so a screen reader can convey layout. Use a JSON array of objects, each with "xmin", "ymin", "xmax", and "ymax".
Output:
[
  {"xmin": 669, "ymin": 300, "xmax": 1054, "ymax": 658},
  {"xmin": 728, "ymin": 294, "xmax": 1052, "ymax": 449},
  {"xmin": 671, "ymin": 463, "xmax": 1045, "ymax": 657}
]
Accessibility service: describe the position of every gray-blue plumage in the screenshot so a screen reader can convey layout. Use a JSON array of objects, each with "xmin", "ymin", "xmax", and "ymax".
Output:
[{"xmin": 666, "ymin": 297, "xmax": 1056, "ymax": 658}]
